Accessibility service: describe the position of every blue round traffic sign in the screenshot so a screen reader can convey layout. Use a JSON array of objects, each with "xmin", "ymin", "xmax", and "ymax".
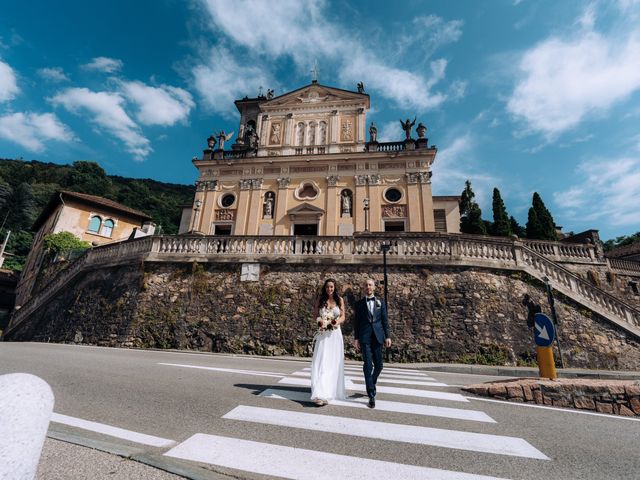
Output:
[{"xmin": 533, "ymin": 313, "xmax": 555, "ymax": 347}]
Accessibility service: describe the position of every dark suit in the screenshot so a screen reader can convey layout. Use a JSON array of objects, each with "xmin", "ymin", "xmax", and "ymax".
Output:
[{"xmin": 353, "ymin": 296, "xmax": 390, "ymax": 399}]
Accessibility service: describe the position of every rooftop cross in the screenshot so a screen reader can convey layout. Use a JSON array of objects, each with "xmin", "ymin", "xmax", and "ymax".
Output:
[{"xmin": 310, "ymin": 60, "xmax": 319, "ymax": 83}]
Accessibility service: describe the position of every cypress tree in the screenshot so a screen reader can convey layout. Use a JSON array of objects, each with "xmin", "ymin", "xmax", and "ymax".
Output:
[
  {"xmin": 491, "ymin": 188, "xmax": 511, "ymax": 236},
  {"xmin": 459, "ymin": 180, "xmax": 487, "ymax": 234},
  {"xmin": 526, "ymin": 192, "xmax": 557, "ymax": 240},
  {"xmin": 510, "ymin": 216, "xmax": 526, "ymax": 238}
]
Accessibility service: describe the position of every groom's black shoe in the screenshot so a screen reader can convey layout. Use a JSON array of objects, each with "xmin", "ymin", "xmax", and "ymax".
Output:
[{"xmin": 368, "ymin": 397, "xmax": 375, "ymax": 409}]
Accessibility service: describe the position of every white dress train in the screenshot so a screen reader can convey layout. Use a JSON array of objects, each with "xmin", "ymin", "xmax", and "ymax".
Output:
[{"xmin": 310, "ymin": 306, "xmax": 346, "ymax": 403}]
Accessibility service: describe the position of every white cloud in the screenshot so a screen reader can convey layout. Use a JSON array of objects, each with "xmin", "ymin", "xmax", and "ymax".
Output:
[
  {"xmin": 120, "ymin": 81, "xmax": 194, "ymax": 126},
  {"xmin": 50, "ymin": 87, "xmax": 151, "ymax": 160},
  {"xmin": 82, "ymin": 57, "xmax": 123, "ymax": 73},
  {"xmin": 37, "ymin": 67, "xmax": 69, "ymax": 82},
  {"xmin": 431, "ymin": 133, "xmax": 500, "ymax": 208},
  {"xmin": 192, "ymin": 47, "xmax": 272, "ymax": 116},
  {"xmin": 0, "ymin": 112, "xmax": 73, "ymax": 152},
  {"xmin": 377, "ymin": 121, "xmax": 403, "ymax": 143},
  {"xmin": 0, "ymin": 59, "xmax": 19, "ymax": 102},
  {"xmin": 196, "ymin": 0, "xmax": 457, "ymax": 111},
  {"xmin": 554, "ymin": 157, "xmax": 640, "ymax": 226},
  {"xmin": 507, "ymin": 24, "xmax": 640, "ymax": 136}
]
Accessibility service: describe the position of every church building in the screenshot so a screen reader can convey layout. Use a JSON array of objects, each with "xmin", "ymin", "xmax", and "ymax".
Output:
[{"xmin": 180, "ymin": 80, "xmax": 460, "ymax": 237}]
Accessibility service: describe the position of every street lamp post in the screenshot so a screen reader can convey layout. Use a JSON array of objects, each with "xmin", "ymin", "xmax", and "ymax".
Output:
[
  {"xmin": 363, "ymin": 197, "xmax": 370, "ymax": 232},
  {"xmin": 380, "ymin": 242, "xmax": 390, "ymax": 308}
]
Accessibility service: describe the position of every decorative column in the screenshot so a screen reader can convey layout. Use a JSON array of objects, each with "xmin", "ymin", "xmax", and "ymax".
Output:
[
  {"xmin": 199, "ymin": 180, "xmax": 219, "ymax": 235},
  {"xmin": 245, "ymin": 178, "xmax": 264, "ymax": 235},
  {"xmin": 325, "ymin": 175, "xmax": 339, "ymax": 235},
  {"xmin": 274, "ymin": 177, "xmax": 290, "ymax": 235},
  {"xmin": 354, "ymin": 174, "xmax": 368, "ymax": 232},
  {"xmin": 419, "ymin": 171, "xmax": 435, "ymax": 231},
  {"xmin": 406, "ymin": 172, "xmax": 422, "ymax": 231},
  {"xmin": 235, "ymin": 179, "xmax": 253, "ymax": 235},
  {"xmin": 368, "ymin": 174, "xmax": 382, "ymax": 232}
]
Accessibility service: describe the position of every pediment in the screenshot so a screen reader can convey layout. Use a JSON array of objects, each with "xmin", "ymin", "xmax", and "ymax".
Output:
[
  {"xmin": 262, "ymin": 82, "xmax": 369, "ymax": 110},
  {"xmin": 287, "ymin": 202, "xmax": 325, "ymax": 215}
]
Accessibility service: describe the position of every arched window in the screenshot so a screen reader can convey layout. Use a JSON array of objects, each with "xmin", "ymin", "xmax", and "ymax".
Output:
[
  {"xmin": 101, "ymin": 219, "xmax": 114, "ymax": 237},
  {"xmin": 88, "ymin": 215, "xmax": 101, "ymax": 233}
]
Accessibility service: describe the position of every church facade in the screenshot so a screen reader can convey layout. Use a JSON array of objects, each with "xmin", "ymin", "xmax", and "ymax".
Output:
[{"xmin": 181, "ymin": 81, "xmax": 460, "ymax": 237}]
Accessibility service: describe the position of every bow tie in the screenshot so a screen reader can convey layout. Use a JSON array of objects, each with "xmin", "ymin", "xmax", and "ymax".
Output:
[{"xmin": 366, "ymin": 297, "xmax": 375, "ymax": 301}]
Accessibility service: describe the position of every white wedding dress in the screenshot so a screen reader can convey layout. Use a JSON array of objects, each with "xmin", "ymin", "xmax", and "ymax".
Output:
[{"xmin": 310, "ymin": 305, "xmax": 346, "ymax": 403}]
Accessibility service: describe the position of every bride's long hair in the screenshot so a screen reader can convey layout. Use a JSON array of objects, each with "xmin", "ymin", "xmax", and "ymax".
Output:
[{"xmin": 319, "ymin": 278, "xmax": 341, "ymax": 309}]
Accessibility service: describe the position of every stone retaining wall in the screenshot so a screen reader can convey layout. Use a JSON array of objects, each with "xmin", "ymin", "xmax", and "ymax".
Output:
[
  {"xmin": 463, "ymin": 378, "xmax": 640, "ymax": 416},
  {"xmin": 8, "ymin": 261, "xmax": 640, "ymax": 369}
]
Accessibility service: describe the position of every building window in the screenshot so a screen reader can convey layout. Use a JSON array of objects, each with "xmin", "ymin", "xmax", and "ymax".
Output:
[
  {"xmin": 88, "ymin": 215, "xmax": 101, "ymax": 233},
  {"xmin": 434, "ymin": 209, "xmax": 447, "ymax": 232},
  {"xmin": 384, "ymin": 220, "xmax": 405, "ymax": 232},
  {"xmin": 384, "ymin": 187, "xmax": 403, "ymax": 203},
  {"xmin": 220, "ymin": 193, "xmax": 236, "ymax": 208},
  {"xmin": 101, "ymin": 219, "xmax": 114, "ymax": 237}
]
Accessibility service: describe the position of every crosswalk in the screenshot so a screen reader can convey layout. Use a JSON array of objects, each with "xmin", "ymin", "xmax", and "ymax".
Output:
[{"xmin": 159, "ymin": 362, "xmax": 551, "ymax": 479}]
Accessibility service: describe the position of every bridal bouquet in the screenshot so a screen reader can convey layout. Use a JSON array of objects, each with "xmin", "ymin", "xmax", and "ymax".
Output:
[{"xmin": 316, "ymin": 310, "xmax": 338, "ymax": 333}]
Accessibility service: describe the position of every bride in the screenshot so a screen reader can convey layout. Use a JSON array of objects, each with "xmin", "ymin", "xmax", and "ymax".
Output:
[{"xmin": 310, "ymin": 278, "xmax": 346, "ymax": 406}]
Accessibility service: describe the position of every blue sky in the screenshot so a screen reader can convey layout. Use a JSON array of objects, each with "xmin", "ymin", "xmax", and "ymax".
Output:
[{"xmin": 1, "ymin": 0, "xmax": 640, "ymax": 241}]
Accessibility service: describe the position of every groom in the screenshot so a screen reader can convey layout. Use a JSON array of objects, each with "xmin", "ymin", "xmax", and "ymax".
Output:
[{"xmin": 353, "ymin": 278, "xmax": 391, "ymax": 408}]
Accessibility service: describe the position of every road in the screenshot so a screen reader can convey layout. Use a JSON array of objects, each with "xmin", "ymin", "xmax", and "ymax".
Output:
[{"xmin": 1, "ymin": 343, "xmax": 638, "ymax": 479}]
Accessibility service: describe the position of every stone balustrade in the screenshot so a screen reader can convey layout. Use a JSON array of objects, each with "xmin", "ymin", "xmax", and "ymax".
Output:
[
  {"xmin": 522, "ymin": 239, "xmax": 597, "ymax": 263},
  {"xmin": 609, "ymin": 258, "xmax": 640, "ymax": 275},
  {"xmin": 6, "ymin": 233, "xmax": 640, "ymax": 340}
]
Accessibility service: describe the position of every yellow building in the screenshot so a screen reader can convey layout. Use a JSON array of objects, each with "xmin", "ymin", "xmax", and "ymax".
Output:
[
  {"xmin": 15, "ymin": 190, "xmax": 153, "ymax": 308},
  {"xmin": 182, "ymin": 81, "xmax": 460, "ymax": 237}
]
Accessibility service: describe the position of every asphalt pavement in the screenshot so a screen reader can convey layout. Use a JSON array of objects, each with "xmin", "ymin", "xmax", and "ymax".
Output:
[{"xmin": 0, "ymin": 344, "xmax": 640, "ymax": 480}]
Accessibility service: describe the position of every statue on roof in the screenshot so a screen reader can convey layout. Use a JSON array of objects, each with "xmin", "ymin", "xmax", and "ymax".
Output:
[
  {"xmin": 266, "ymin": 89, "xmax": 274, "ymax": 99},
  {"xmin": 416, "ymin": 122, "xmax": 427, "ymax": 139},
  {"xmin": 216, "ymin": 130, "xmax": 234, "ymax": 150},
  {"xmin": 399, "ymin": 117, "xmax": 416, "ymax": 140},
  {"xmin": 206, "ymin": 134, "xmax": 217, "ymax": 150},
  {"xmin": 369, "ymin": 122, "xmax": 377, "ymax": 143},
  {"xmin": 357, "ymin": 82, "xmax": 365, "ymax": 94}
]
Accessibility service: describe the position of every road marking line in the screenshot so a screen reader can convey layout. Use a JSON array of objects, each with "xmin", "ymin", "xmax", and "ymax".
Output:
[
  {"xmin": 297, "ymin": 369, "xmax": 438, "ymax": 381},
  {"xmin": 260, "ymin": 388, "xmax": 496, "ymax": 423},
  {"xmin": 158, "ymin": 363, "xmax": 284, "ymax": 378},
  {"xmin": 164, "ymin": 434, "xmax": 511, "ymax": 480},
  {"xmin": 469, "ymin": 396, "xmax": 640, "ymax": 422},
  {"xmin": 50, "ymin": 413, "xmax": 176, "ymax": 448},
  {"xmin": 292, "ymin": 371, "xmax": 446, "ymax": 387},
  {"xmin": 304, "ymin": 366, "xmax": 433, "ymax": 377},
  {"xmin": 223, "ymin": 406, "xmax": 549, "ymax": 460},
  {"xmin": 279, "ymin": 377, "xmax": 469, "ymax": 402}
]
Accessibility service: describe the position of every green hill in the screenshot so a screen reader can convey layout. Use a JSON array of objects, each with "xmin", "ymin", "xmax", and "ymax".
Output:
[{"xmin": 0, "ymin": 159, "xmax": 195, "ymax": 271}]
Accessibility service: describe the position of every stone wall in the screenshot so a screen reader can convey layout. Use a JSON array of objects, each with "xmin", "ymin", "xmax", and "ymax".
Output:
[
  {"xmin": 9, "ymin": 261, "xmax": 640, "ymax": 369},
  {"xmin": 463, "ymin": 378, "xmax": 640, "ymax": 417}
]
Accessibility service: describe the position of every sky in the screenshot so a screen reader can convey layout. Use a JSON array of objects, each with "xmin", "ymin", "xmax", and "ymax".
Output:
[{"xmin": 1, "ymin": 0, "xmax": 640, "ymax": 241}]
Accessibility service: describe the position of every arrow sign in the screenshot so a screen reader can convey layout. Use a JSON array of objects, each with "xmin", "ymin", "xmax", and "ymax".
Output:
[{"xmin": 533, "ymin": 313, "xmax": 555, "ymax": 347}]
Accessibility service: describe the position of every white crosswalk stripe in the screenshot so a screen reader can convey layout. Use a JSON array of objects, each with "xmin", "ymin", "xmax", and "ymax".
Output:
[
  {"xmin": 160, "ymin": 362, "xmax": 550, "ymax": 479},
  {"xmin": 164, "ymin": 434, "xmax": 512, "ymax": 480},
  {"xmin": 259, "ymin": 388, "xmax": 497, "ymax": 423},
  {"xmin": 279, "ymin": 375, "xmax": 469, "ymax": 402},
  {"xmin": 223, "ymin": 405, "xmax": 549, "ymax": 460},
  {"xmin": 292, "ymin": 370, "xmax": 447, "ymax": 386}
]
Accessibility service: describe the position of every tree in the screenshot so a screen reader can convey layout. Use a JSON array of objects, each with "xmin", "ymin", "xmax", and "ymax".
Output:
[
  {"xmin": 459, "ymin": 180, "xmax": 486, "ymax": 234},
  {"xmin": 43, "ymin": 231, "xmax": 91, "ymax": 258},
  {"xmin": 491, "ymin": 188, "xmax": 511, "ymax": 237},
  {"xmin": 63, "ymin": 161, "xmax": 113, "ymax": 197},
  {"xmin": 603, "ymin": 231, "xmax": 640, "ymax": 251},
  {"xmin": 526, "ymin": 192, "xmax": 557, "ymax": 240},
  {"xmin": 510, "ymin": 216, "xmax": 526, "ymax": 238}
]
